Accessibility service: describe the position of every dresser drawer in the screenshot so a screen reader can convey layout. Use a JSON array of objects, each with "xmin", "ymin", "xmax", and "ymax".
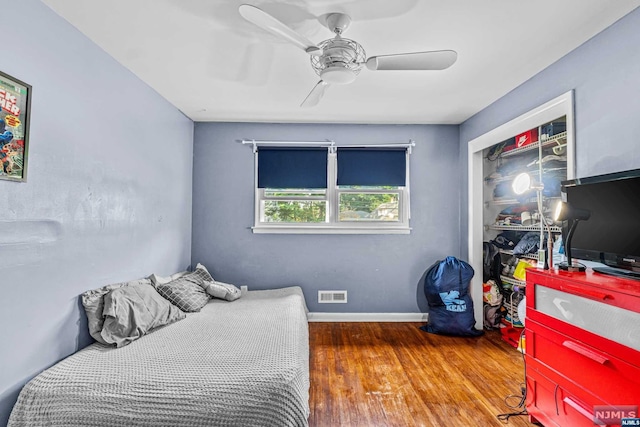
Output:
[
  {"xmin": 528, "ymin": 318, "xmax": 640, "ymax": 405},
  {"xmin": 526, "ymin": 369, "xmax": 560, "ymax": 427},
  {"xmin": 526, "ymin": 367, "xmax": 611, "ymax": 427},
  {"xmin": 530, "ymin": 282, "xmax": 640, "ymax": 354}
]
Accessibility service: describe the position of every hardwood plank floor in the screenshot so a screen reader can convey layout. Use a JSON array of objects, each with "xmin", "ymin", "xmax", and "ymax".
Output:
[{"xmin": 309, "ymin": 322, "xmax": 533, "ymax": 427}]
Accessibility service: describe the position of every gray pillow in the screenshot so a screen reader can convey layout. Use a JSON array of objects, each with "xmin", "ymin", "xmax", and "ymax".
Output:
[
  {"xmin": 202, "ymin": 280, "xmax": 242, "ymax": 301},
  {"xmin": 155, "ymin": 267, "xmax": 212, "ymax": 312},
  {"xmin": 100, "ymin": 284, "xmax": 186, "ymax": 347},
  {"xmin": 81, "ymin": 278, "xmax": 152, "ymax": 345},
  {"xmin": 148, "ymin": 270, "xmax": 189, "ymax": 287}
]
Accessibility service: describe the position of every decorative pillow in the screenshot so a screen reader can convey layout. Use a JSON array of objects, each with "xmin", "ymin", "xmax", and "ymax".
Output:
[
  {"xmin": 148, "ymin": 270, "xmax": 189, "ymax": 287},
  {"xmin": 202, "ymin": 280, "xmax": 242, "ymax": 301},
  {"xmin": 100, "ymin": 283, "xmax": 186, "ymax": 347},
  {"xmin": 82, "ymin": 278, "xmax": 152, "ymax": 345},
  {"xmin": 155, "ymin": 266, "xmax": 212, "ymax": 312},
  {"xmin": 195, "ymin": 263, "xmax": 213, "ymax": 277}
]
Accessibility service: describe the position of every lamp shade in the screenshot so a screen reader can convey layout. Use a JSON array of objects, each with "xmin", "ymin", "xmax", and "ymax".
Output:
[
  {"xmin": 512, "ymin": 172, "xmax": 531, "ymax": 195},
  {"xmin": 553, "ymin": 201, "xmax": 591, "ymax": 222},
  {"xmin": 512, "ymin": 172, "xmax": 544, "ymax": 195}
]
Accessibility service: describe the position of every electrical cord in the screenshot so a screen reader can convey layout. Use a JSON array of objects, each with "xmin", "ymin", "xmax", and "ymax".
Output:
[{"xmin": 497, "ymin": 329, "xmax": 530, "ymax": 423}]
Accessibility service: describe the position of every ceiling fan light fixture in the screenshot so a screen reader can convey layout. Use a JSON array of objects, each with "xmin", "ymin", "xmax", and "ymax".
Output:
[
  {"xmin": 238, "ymin": 5, "xmax": 458, "ymax": 107},
  {"xmin": 320, "ymin": 66, "xmax": 357, "ymax": 85}
]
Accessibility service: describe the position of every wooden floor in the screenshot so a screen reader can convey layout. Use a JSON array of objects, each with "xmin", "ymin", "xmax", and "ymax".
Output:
[{"xmin": 309, "ymin": 322, "xmax": 533, "ymax": 427}]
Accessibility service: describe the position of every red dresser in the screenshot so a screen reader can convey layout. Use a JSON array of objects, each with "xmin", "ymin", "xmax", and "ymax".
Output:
[{"xmin": 525, "ymin": 268, "xmax": 640, "ymax": 426}]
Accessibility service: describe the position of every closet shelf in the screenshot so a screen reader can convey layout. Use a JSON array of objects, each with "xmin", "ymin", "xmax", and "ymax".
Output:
[
  {"xmin": 489, "ymin": 224, "xmax": 562, "ymax": 233},
  {"xmin": 500, "ymin": 275, "xmax": 526, "ymax": 287},
  {"xmin": 500, "ymin": 131, "xmax": 568, "ymax": 158},
  {"xmin": 485, "ymin": 196, "xmax": 561, "ymax": 207},
  {"xmin": 484, "ymin": 167, "xmax": 568, "ymax": 185},
  {"xmin": 499, "ymin": 249, "xmax": 538, "ymax": 261},
  {"xmin": 485, "ymin": 198, "xmax": 537, "ymax": 206}
]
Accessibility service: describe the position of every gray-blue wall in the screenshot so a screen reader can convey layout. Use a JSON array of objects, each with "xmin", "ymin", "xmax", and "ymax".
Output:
[
  {"xmin": 192, "ymin": 122, "xmax": 460, "ymax": 313},
  {"xmin": 2, "ymin": 1, "xmax": 639, "ymax": 425},
  {"xmin": 458, "ymin": 7, "xmax": 640, "ymax": 259},
  {"xmin": 0, "ymin": 1, "xmax": 193, "ymax": 424}
]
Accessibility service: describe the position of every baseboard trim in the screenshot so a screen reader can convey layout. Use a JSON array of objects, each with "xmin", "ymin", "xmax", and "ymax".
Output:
[{"xmin": 307, "ymin": 312, "xmax": 428, "ymax": 322}]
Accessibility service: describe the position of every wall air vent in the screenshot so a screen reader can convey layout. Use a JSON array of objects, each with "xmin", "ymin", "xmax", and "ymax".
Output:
[{"xmin": 318, "ymin": 290, "xmax": 348, "ymax": 303}]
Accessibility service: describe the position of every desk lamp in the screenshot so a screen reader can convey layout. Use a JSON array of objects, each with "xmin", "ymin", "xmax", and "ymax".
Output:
[{"xmin": 553, "ymin": 201, "xmax": 591, "ymax": 272}]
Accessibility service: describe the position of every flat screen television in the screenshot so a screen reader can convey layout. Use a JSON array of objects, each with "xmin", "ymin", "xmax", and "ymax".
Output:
[{"xmin": 561, "ymin": 168, "xmax": 640, "ymax": 279}]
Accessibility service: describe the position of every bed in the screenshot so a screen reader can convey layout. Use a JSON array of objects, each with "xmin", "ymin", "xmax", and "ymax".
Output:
[{"xmin": 8, "ymin": 287, "xmax": 310, "ymax": 427}]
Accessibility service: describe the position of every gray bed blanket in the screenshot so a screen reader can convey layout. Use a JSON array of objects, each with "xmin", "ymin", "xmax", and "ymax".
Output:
[{"xmin": 9, "ymin": 287, "xmax": 310, "ymax": 427}]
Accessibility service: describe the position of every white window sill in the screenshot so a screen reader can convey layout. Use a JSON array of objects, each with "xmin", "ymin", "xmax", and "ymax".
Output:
[{"xmin": 252, "ymin": 225, "xmax": 411, "ymax": 235}]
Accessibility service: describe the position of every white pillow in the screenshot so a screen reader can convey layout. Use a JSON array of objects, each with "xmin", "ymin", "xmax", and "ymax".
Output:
[{"xmin": 202, "ymin": 280, "xmax": 242, "ymax": 301}]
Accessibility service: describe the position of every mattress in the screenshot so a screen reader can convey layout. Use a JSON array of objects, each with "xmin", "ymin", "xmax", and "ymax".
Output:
[{"xmin": 9, "ymin": 287, "xmax": 310, "ymax": 427}]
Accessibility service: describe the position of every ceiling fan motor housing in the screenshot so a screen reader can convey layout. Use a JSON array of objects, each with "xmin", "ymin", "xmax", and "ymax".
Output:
[{"xmin": 311, "ymin": 37, "xmax": 366, "ymax": 85}]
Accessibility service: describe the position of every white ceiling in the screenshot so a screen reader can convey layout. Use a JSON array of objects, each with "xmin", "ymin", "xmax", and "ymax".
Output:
[{"xmin": 42, "ymin": 0, "xmax": 639, "ymax": 124}]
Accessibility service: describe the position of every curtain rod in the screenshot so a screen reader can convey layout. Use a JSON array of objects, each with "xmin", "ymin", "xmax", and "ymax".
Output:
[
  {"xmin": 240, "ymin": 139, "xmax": 334, "ymax": 153},
  {"xmin": 336, "ymin": 142, "xmax": 415, "ymax": 149},
  {"xmin": 240, "ymin": 139, "xmax": 415, "ymax": 153}
]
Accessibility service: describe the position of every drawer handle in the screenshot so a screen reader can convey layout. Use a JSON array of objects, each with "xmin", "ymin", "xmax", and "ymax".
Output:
[
  {"xmin": 563, "ymin": 397, "xmax": 597, "ymax": 422},
  {"xmin": 562, "ymin": 340, "xmax": 609, "ymax": 364},
  {"xmin": 560, "ymin": 284, "xmax": 612, "ymax": 301}
]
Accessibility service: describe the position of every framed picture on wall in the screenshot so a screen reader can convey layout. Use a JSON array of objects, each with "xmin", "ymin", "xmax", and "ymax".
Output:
[{"xmin": 0, "ymin": 70, "xmax": 32, "ymax": 182}]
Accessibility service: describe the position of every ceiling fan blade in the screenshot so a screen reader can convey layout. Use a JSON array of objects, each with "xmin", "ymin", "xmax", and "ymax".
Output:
[
  {"xmin": 239, "ymin": 4, "xmax": 322, "ymax": 56},
  {"xmin": 301, "ymin": 81, "xmax": 329, "ymax": 107},
  {"xmin": 366, "ymin": 50, "xmax": 457, "ymax": 71}
]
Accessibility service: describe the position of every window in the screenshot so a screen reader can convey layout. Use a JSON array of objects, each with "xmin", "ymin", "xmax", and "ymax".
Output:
[
  {"xmin": 253, "ymin": 145, "xmax": 411, "ymax": 234},
  {"xmin": 338, "ymin": 187, "xmax": 401, "ymax": 222},
  {"xmin": 261, "ymin": 189, "xmax": 327, "ymax": 223}
]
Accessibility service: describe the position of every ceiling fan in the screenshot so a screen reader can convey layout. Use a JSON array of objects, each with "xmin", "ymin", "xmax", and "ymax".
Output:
[{"xmin": 238, "ymin": 4, "xmax": 457, "ymax": 107}]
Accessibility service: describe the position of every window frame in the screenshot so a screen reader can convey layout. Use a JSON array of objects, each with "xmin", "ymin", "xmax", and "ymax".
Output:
[{"xmin": 253, "ymin": 150, "xmax": 411, "ymax": 234}]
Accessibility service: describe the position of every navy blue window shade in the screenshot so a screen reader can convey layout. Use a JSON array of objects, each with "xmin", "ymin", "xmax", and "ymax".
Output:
[
  {"xmin": 257, "ymin": 147, "xmax": 327, "ymax": 188},
  {"xmin": 337, "ymin": 148, "xmax": 406, "ymax": 186}
]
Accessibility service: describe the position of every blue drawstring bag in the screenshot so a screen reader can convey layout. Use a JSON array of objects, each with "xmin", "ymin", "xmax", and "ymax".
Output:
[{"xmin": 420, "ymin": 256, "xmax": 484, "ymax": 337}]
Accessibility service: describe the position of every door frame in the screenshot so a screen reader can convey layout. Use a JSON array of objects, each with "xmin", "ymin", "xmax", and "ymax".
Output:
[{"xmin": 467, "ymin": 90, "xmax": 575, "ymax": 329}]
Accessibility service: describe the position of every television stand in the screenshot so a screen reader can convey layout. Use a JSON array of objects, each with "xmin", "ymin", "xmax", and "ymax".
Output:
[{"xmin": 592, "ymin": 266, "xmax": 640, "ymax": 281}]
